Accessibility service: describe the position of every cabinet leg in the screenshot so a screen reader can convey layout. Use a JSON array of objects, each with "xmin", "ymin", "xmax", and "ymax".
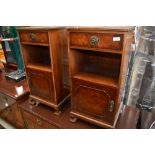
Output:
[
  {"xmin": 29, "ymin": 98, "xmax": 40, "ymax": 106},
  {"xmin": 70, "ymin": 116, "xmax": 78, "ymax": 123},
  {"xmin": 29, "ymin": 98, "xmax": 35, "ymax": 105},
  {"xmin": 54, "ymin": 109, "xmax": 61, "ymax": 115}
]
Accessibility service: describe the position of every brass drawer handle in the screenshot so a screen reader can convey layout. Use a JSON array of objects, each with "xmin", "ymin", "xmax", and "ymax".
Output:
[
  {"xmin": 36, "ymin": 118, "xmax": 42, "ymax": 126},
  {"xmin": 30, "ymin": 33, "xmax": 36, "ymax": 42},
  {"xmin": 90, "ymin": 36, "xmax": 99, "ymax": 46},
  {"xmin": 109, "ymin": 100, "xmax": 114, "ymax": 112}
]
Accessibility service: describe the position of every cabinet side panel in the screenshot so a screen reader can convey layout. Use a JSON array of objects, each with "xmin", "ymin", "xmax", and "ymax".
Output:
[
  {"xmin": 49, "ymin": 29, "xmax": 69, "ymax": 105},
  {"xmin": 114, "ymin": 31, "xmax": 134, "ymax": 126}
]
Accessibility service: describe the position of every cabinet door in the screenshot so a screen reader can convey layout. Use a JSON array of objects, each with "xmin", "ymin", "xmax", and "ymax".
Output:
[
  {"xmin": 27, "ymin": 69, "xmax": 55, "ymax": 103},
  {"xmin": 72, "ymin": 80, "xmax": 118, "ymax": 125}
]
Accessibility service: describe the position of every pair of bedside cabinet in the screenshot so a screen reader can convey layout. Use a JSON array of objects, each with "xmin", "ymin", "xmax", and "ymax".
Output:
[{"xmin": 16, "ymin": 26, "xmax": 134, "ymax": 129}]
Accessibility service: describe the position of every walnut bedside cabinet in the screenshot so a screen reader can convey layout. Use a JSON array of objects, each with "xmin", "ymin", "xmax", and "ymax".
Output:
[
  {"xmin": 68, "ymin": 27, "xmax": 135, "ymax": 128},
  {"xmin": 17, "ymin": 27, "xmax": 70, "ymax": 114}
]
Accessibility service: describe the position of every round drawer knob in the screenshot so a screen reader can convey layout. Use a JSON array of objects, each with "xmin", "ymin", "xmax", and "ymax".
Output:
[
  {"xmin": 36, "ymin": 118, "xmax": 42, "ymax": 126},
  {"xmin": 90, "ymin": 36, "xmax": 99, "ymax": 46}
]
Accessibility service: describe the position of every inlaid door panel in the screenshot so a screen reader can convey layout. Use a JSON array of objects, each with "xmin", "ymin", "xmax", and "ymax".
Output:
[
  {"xmin": 72, "ymin": 80, "xmax": 118, "ymax": 124},
  {"xmin": 27, "ymin": 69, "xmax": 55, "ymax": 103}
]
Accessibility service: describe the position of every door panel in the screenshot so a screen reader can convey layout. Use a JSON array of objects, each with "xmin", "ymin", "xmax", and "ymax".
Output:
[
  {"xmin": 72, "ymin": 79, "xmax": 118, "ymax": 124},
  {"xmin": 27, "ymin": 69, "xmax": 55, "ymax": 103},
  {"xmin": 75, "ymin": 85, "xmax": 111, "ymax": 117}
]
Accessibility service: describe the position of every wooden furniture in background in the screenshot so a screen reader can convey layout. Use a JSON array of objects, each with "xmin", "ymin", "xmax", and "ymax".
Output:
[
  {"xmin": 20, "ymin": 98, "xmax": 139, "ymax": 129},
  {"xmin": 68, "ymin": 27, "xmax": 135, "ymax": 128},
  {"xmin": 0, "ymin": 69, "xmax": 29, "ymax": 128},
  {"xmin": 17, "ymin": 27, "xmax": 70, "ymax": 114},
  {"xmin": 0, "ymin": 41, "xmax": 17, "ymax": 70}
]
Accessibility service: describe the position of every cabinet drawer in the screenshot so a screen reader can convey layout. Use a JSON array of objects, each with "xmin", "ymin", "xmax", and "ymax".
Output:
[
  {"xmin": 70, "ymin": 32, "xmax": 123, "ymax": 51},
  {"xmin": 23, "ymin": 111, "xmax": 59, "ymax": 129},
  {"xmin": 72, "ymin": 79, "xmax": 118, "ymax": 124},
  {"xmin": 19, "ymin": 31, "xmax": 49, "ymax": 44}
]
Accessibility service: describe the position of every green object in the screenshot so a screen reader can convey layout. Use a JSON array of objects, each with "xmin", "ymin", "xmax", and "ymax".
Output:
[{"xmin": 2, "ymin": 26, "xmax": 24, "ymax": 70}]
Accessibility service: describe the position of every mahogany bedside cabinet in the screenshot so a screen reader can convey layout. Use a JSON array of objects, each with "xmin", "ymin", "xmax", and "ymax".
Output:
[
  {"xmin": 68, "ymin": 27, "xmax": 135, "ymax": 128},
  {"xmin": 17, "ymin": 27, "xmax": 70, "ymax": 114}
]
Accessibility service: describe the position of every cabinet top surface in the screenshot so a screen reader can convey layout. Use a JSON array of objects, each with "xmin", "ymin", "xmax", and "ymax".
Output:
[
  {"xmin": 68, "ymin": 26, "xmax": 135, "ymax": 32},
  {"xmin": 0, "ymin": 70, "xmax": 29, "ymax": 100},
  {"xmin": 17, "ymin": 26, "xmax": 66, "ymax": 31},
  {"xmin": 17, "ymin": 26, "xmax": 135, "ymax": 32}
]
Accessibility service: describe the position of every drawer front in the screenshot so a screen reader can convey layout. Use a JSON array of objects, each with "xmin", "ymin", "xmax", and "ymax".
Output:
[
  {"xmin": 23, "ymin": 111, "xmax": 59, "ymax": 129},
  {"xmin": 0, "ymin": 93, "xmax": 15, "ymax": 111},
  {"xmin": 72, "ymin": 79, "xmax": 118, "ymax": 124},
  {"xmin": 70, "ymin": 32, "xmax": 123, "ymax": 51},
  {"xmin": 26, "ymin": 69, "xmax": 55, "ymax": 103},
  {"xmin": 19, "ymin": 31, "xmax": 49, "ymax": 44}
]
